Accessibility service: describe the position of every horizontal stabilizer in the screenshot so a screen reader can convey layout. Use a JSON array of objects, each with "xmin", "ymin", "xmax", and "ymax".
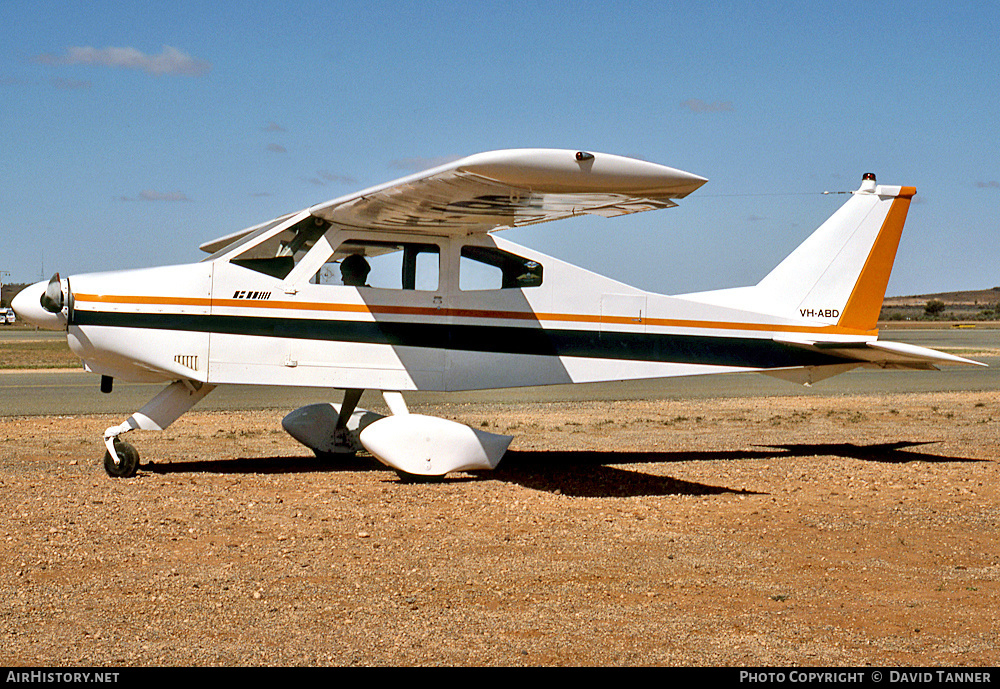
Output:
[
  {"xmin": 864, "ymin": 340, "xmax": 987, "ymax": 368},
  {"xmin": 775, "ymin": 336, "xmax": 986, "ymax": 372}
]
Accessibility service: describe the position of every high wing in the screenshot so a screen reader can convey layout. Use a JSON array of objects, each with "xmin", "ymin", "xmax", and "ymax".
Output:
[{"xmin": 200, "ymin": 149, "xmax": 707, "ymax": 253}]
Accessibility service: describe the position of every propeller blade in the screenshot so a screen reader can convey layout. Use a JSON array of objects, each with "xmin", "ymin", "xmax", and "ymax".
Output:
[{"xmin": 39, "ymin": 273, "xmax": 63, "ymax": 313}]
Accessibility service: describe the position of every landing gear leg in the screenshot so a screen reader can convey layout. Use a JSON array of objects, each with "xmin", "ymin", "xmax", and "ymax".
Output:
[
  {"xmin": 102, "ymin": 379, "xmax": 215, "ymax": 478},
  {"xmin": 330, "ymin": 388, "xmax": 364, "ymax": 453}
]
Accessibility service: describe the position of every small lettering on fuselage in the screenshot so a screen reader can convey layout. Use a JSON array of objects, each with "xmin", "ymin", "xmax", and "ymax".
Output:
[
  {"xmin": 800, "ymin": 308, "xmax": 840, "ymax": 319},
  {"xmin": 232, "ymin": 290, "xmax": 272, "ymax": 300}
]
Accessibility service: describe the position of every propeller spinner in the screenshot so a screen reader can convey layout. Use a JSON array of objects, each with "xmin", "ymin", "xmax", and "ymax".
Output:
[
  {"xmin": 12, "ymin": 273, "xmax": 71, "ymax": 330},
  {"xmin": 40, "ymin": 273, "xmax": 64, "ymax": 313}
]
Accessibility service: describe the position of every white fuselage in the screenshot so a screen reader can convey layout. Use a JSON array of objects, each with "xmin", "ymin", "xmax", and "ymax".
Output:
[{"xmin": 59, "ymin": 228, "xmax": 848, "ymax": 392}]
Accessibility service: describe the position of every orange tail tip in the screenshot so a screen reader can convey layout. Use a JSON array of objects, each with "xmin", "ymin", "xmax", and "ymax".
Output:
[{"xmin": 837, "ymin": 189, "xmax": 916, "ymax": 332}]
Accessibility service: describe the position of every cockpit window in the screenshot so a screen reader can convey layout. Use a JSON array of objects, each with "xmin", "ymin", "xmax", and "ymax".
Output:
[
  {"xmin": 316, "ymin": 239, "xmax": 440, "ymax": 290},
  {"xmin": 228, "ymin": 215, "xmax": 331, "ymax": 279},
  {"xmin": 460, "ymin": 245, "xmax": 543, "ymax": 290}
]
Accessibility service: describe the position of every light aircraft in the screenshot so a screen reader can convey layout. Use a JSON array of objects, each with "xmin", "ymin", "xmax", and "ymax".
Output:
[{"xmin": 12, "ymin": 149, "xmax": 984, "ymax": 479}]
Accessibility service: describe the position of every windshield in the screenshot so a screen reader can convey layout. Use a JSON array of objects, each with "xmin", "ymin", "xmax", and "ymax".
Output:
[{"xmin": 220, "ymin": 214, "xmax": 331, "ymax": 280}]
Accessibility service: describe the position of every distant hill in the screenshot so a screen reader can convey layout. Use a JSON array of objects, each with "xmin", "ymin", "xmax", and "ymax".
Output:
[
  {"xmin": 883, "ymin": 288, "xmax": 1000, "ymax": 307},
  {"xmin": 880, "ymin": 288, "xmax": 1000, "ymax": 322}
]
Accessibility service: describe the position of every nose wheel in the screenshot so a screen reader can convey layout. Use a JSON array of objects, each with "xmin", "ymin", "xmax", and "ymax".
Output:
[{"xmin": 103, "ymin": 439, "xmax": 140, "ymax": 478}]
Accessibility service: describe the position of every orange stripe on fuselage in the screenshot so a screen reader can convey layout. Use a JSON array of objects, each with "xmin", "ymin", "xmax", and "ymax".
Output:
[
  {"xmin": 75, "ymin": 294, "xmax": 214, "ymax": 306},
  {"xmin": 73, "ymin": 292, "xmax": 874, "ymax": 337}
]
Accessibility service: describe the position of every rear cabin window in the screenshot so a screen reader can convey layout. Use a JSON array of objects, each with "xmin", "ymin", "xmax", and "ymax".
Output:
[{"xmin": 460, "ymin": 246, "xmax": 543, "ymax": 291}]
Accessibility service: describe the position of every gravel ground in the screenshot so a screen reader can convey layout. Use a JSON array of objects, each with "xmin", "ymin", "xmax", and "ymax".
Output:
[{"xmin": 1, "ymin": 391, "xmax": 998, "ymax": 666}]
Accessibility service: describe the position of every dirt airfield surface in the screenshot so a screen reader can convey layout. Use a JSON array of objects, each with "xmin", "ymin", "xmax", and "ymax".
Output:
[{"xmin": 1, "ymin": 390, "xmax": 998, "ymax": 667}]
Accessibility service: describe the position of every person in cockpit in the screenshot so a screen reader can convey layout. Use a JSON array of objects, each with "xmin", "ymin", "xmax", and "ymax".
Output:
[{"xmin": 340, "ymin": 253, "xmax": 371, "ymax": 287}]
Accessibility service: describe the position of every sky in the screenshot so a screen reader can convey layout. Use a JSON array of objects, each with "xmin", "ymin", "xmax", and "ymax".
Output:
[{"xmin": 2, "ymin": 0, "xmax": 998, "ymax": 297}]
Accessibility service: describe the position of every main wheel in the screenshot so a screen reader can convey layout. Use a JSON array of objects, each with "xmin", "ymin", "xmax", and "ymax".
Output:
[{"xmin": 103, "ymin": 439, "xmax": 140, "ymax": 478}]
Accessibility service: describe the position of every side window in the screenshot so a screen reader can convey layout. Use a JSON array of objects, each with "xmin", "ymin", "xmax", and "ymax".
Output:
[
  {"xmin": 318, "ymin": 240, "xmax": 440, "ymax": 291},
  {"xmin": 229, "ymin": 215, "xmax": 330, "ymax": 279},
  {"xmin": 460, "ymin": 246, "xmax": 543, "ymax": 291}
]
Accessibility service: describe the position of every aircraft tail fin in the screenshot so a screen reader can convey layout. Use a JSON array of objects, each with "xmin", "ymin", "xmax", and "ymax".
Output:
[
  {"xmin": 754, "ymin": 174, "xmax": 916, "ymax": 332},
  {"xmin": 677, "ymin": 175, "xmax": 983, "ymax": 380}
]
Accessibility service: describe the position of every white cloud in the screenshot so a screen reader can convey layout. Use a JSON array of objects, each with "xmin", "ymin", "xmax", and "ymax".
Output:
[
  {"xmin": 120, "ymin": 190, "xmax": 192, "ymax": 202},
  {"xmin": 36, "ymin": 46, "xmax": 210, "ymax": 77},
  {"xmin": 679, "ymin": 99, "xmax": 734, "ymax": 113},
  {"xmin": 305, "ymin": 171, "xmax": 357, "ymax": 186}
]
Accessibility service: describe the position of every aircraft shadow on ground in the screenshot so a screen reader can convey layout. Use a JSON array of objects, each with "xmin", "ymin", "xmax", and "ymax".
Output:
[
  {"xmin": 140, "ymin": 440, "xmax": 979, "ymax": 499},
  {"xmin": 489, "ymin": 441, "xmax": 978, "ymax": 497}
]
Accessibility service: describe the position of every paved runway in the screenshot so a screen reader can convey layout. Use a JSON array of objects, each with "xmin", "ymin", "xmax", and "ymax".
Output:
[{"xmin": 2, "ymin": 328, "xmax": 998, "ymax": 417}]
